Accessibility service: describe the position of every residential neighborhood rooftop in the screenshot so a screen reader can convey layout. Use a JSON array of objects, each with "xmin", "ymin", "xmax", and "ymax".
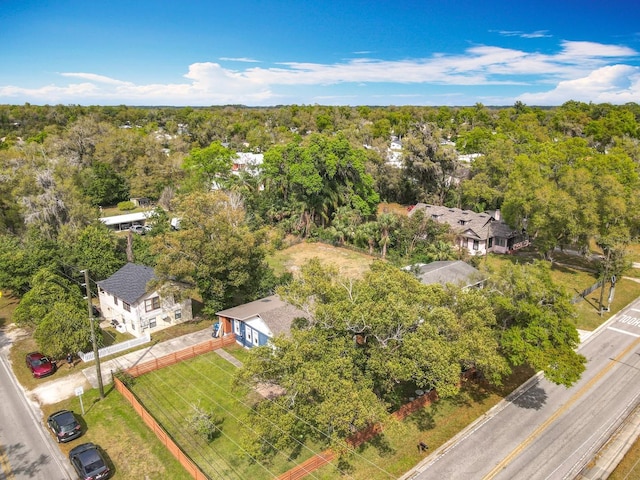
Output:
[
  {"xmin": 408, "ymin": 203, "xmax": 516, "ymax": 240},
  {"xmin": 97, "ymin": 263, "xmax": 157, "ymax": 304}
]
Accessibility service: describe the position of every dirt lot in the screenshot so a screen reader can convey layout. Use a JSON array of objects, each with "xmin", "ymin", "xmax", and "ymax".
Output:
[{"xmin": 269, "ymin": 241, "xmax": 377, "ymax": 278}]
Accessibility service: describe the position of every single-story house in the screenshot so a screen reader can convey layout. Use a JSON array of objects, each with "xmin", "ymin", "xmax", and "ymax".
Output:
[
  {"xmin": 99, "ymin": 211, "xmax": 154, "ymax": 232},
  {"xmin": 404, "ymin": 260, "xmax": 486, "ymax": 289},
  {"xmin": 97, "ymin": 263, "xmax": 192, "ymax": 338},
  {"xmin": 234, "ymin": 152, "xmax": 264, "ymax": 176},
  {"xmin": 216, "ymin": 295, "xmax": 308, "ymax": 349},
  {"xmin": 408, "ymin": 204, "xmax": 528, "ymax": 256}
]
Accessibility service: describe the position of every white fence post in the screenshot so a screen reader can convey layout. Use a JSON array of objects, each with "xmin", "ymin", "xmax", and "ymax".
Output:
[{"xmin": 79, "ymin": 332, "xmax": 151, "ymax": 363}]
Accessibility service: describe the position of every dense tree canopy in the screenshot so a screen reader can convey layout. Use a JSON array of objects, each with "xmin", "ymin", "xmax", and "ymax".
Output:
[
  {"xmin": 238, "ymin": 260, "xmax": 511, "ymax": 458},
  {"xmin": 151, "ymin": 190, "xmax": 275, "ymax": 315}
]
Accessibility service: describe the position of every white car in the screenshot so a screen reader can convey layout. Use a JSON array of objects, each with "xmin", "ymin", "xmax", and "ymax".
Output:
[{"xmin": 129, "ymin": 224, "xmax": 146, "ymax": 234}]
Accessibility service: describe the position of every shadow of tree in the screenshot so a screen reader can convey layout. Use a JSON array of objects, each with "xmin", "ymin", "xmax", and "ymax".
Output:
[
  {"xmin": 2, "ymin": 442, "xmax": 51, "ymax": 477},
  {"xmin": 408, "ymin": 408, "xmax": 436, "ymax": 431},
  {"xmin": 509, "ymin": 383, "xmax": 548, "ymax": 410},
  {"xmin": 367, "ymin": 433, "xmax": 396, "ymax": 457}
]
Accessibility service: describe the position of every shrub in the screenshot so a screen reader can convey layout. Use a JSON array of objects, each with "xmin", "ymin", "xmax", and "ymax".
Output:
[{"xmin": 117, "ymin": 201, "xmax": 135, "ymax": 211}]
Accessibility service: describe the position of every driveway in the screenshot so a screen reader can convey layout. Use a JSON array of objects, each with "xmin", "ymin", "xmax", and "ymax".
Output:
[{"xmin": 27, "ymin": 327, "xmax": 215, "ymax": 405}]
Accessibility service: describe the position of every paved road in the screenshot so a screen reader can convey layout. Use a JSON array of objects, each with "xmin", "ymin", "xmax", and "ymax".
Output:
[
  {"xmin": 0, "ymin": 331, "xmax": 71, "ymax": 480},
  {"xmin": 406, "ymin": 299, "xmax": 640, "ymax": 480}
]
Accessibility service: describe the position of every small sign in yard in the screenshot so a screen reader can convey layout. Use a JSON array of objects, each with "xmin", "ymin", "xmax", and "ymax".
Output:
[{"xmin": 75, "ymin": 386, "xmax": 85, "ymax": 415}]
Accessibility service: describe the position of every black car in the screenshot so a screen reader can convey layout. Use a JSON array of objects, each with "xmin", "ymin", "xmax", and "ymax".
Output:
[
  {"xmin": 47, "ymin": 410, "xmax": 82, "ymax": 443},
  {"xmin": 69, "ymin": 443, "xmax": 110, "ymax": 480}
]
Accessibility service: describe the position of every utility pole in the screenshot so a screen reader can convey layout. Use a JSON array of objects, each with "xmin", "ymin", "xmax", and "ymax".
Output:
[
  {"xmin": 82, "ymin": 269, "xmax": 104, "ymax": 398},
  {"xmin": 598, "ymin": 249, "xmax": 611, "ymax": 317}
]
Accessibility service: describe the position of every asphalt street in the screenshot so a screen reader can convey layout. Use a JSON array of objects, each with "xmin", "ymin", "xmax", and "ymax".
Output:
[
  {"xmin": 404, "ymin": 298, "xmax": 640, "ymax": 480},
  {"xmin": 0, "ymin": 331, "xmax": 72, "ymax": 480}
]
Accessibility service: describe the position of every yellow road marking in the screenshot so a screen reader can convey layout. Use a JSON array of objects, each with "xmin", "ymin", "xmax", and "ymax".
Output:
[
  {"xmin": 0, "ymin": 444, "xmax": 15, "ymax": 480},
  {"xmin": 483, "ymin": 335, "xmax": 640, "ymax": 479}
]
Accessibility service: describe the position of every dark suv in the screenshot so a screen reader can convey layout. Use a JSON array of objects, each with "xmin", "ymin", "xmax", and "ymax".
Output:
[
  {"xmin": 47, "ymin": 410, "xmax": 82, "ymax": 443},
  {"xmin": 69, "ymin": 443, "xmax": 110, "ymax": 480}
]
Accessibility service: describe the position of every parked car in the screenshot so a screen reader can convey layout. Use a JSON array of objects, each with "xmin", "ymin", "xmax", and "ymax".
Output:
[
  {"xmin": 47, "ymin": 410, "xmax": 82, "ymax": 443},
  {"xmin": 69, "ymin": 443, "xmax": 110, "ymax": 480},
  {"xmin": 129, "ymin": 224, "xmax": 146, "ymax": 234},
  {"xmin": 25, "ymin": 352, "xmax": 56, "ymax": 378}
]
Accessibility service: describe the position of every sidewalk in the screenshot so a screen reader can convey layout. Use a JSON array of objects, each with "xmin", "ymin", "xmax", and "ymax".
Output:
[{"xmin": 28, "ymin": 327, "xmax": 215, "ymax": 405}]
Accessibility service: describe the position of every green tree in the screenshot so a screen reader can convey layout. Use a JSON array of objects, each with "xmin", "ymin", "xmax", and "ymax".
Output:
[
  {"xmin": 34, "ymin": 300, "xmax": 96, "ymax": 359},
  {"xmin": 487, "ymin": 261, "xmax": 585, "ymax": 386},
  {"xmin": 181, "ymin": 141, "xmax": 235, "ymax": 191},
  {"xmin": 151, "ymin": 191, "xmax": 274, "ymax": 314},
  {"xmin": 13, "ymin": 267, "xmax": 86, "ymax": 328},
  {"xmin": 59, "ymin": 224, "xmax": 125, "ymax": 281},
  {"xmin": 262, "ymin": 133, "xmax": 379, "ymax": 236},
  {"xmin": 82, "ymin": 161, "xmax": 130, "ymax": 206},
  {"xmin": 0, "ymin": 234, "xmax": 60, "ymax": 295}
]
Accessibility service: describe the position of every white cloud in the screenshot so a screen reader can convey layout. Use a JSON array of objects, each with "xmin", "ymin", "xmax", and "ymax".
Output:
[
  {"xmin": 218, "ymin": 57, "xmax": 260, "ymax": 63},
  {"xmin": 59, "ymin": 72, "xmax": 134, "ymax": 86},
  {"xmin": 495, "ymin": 30, "xmax": 552, "ymax": 39},
  {"xmin": 0, "ymin": 40, "xmax": 638, "ymax": 105},
  {"xmin": 517, "ymin": 64, "xmax": 640, "ymax": 104}
]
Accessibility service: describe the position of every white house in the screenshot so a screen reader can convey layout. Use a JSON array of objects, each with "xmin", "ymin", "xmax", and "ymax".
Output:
[
  {"xmin": 99, "ymin": 211, "xmax": 154, "ymax": 232},
  {"xmin": 215, "ymin": 295, "xmax": 308, "ymax": 349},
  {"xmin": 97, "ymin": 263, "xmax": 192, "ymax": 338},
  {"xmin": 408, "ymin": 204, "xmax": 528, "ymax": 256},
  {"xmin": 233, "ymin": 152, "xmax": 264, "ymax": 176}
]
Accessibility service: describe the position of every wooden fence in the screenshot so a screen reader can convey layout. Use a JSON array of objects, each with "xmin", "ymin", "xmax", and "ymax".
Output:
[
  {"xmin": 114, "ymin": 376, "xmax": 209, "ymax": 480},
  {"xmin": 278, "ymin": 373, "xmax": 474, "ymax": 480},
  {"xmin": 126, "ymin": 334, "xmax": 236, "ymax": 378},
  {"xmin": 113, "ymin": 334, "xmax": 236, "ymax": 480}
]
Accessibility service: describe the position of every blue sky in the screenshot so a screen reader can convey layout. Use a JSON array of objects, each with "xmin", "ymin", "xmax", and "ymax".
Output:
[{"xmin": 1, "ymin": 0, "xmax": 639, "ymax": 106}]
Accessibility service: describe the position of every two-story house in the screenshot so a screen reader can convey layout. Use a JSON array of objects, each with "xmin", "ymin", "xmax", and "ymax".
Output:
[{"xmin": 97, "ymin": 263, "xmax": 192, "ymax": 338}]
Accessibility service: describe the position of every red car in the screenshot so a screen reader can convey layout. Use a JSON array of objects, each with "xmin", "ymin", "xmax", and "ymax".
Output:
[{"xmin": 25, "ymin": 352, "xmax": 56, "ymax": 378}]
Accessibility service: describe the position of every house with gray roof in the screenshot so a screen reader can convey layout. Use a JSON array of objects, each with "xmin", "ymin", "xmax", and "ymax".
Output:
[
  {"xmin": 97, "ymin": 263, "xmax": 192, "ymax": 338},
  {"xmin": 216, "ymin": 295, "xmax": 308, "ymax": 348},
  {"xmin": 408, "ymin": 204, "xmax": 528, "ymax": 256},
  {"xmin": 405, "ymin": 260, "xmax": 486, "ymax": 289}
]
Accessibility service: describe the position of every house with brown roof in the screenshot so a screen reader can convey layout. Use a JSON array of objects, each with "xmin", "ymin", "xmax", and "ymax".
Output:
[
  {"xmin": 408, "ymin": 204, "xmax": 528, "ymax": 256},
  {"xmin": 215, "ymin": 295, "xmax": 308, "ymax": 349}
]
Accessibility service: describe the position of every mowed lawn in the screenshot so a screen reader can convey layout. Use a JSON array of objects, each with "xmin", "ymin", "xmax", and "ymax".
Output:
[
  {"xmin": 129, "ymin": 352, "xmax": 326, "ymax": 479},
  {"xmin": 268, "ymin": 241, "xmax": 378, "ymax": 278},
  {"xmin": 484, "ymin": 251, "xmax": 640, "ymax": 331},
  {"xmin": 41, "ymin": 387, "xmax": 191, "ymax": 479}
]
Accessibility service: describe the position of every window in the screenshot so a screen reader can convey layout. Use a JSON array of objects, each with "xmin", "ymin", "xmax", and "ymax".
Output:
[
  {"xmin": 174, "ymin": 310, "xmax": 182, "ymax": 320},
  {"xmin": 246, "ymin": 328, "xmax": 252, "ymax": 343},
  {"xmin": 149, "ymin": 318, "xmax": 157, "ymax": 328},
  {"xmin": 144, "ymin": 296, "xmax": 160, "ymax": 312},
  {"xmin": 488, "ymin": 237, "xmax": 493, "ymax": 248},
  {"xmin": 234, "ymin": 321, "xmax": 241, "ymax": 335},
  {"xmin": 252, "ymin": 330, "xmax": 260, "ymax": 346},
  {"xmin": 123, "ymin": 302, "xmax": 130, "ymax": 312},
  {"xmin": 113, "ymin": 295, "xmax": 118, "ymax": 306},
  {"xmin": 473, "ymin": 239, "xmax": 479, "ymax": 250}
]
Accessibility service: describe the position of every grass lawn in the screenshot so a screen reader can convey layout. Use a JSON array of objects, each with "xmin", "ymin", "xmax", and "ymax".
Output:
[
  {"xmin": 267, "ymin": 241, "xmax": 377, "ymax": 278},
  {"xmin": 129, "ymin": 352, "xmax": 325, "ymax": 479},
  {"xmin": 609, "ymin": 435, "xmax": 640, "ymax": 480},
  {"xmin": 129, "ymin": 349, "xmax": 536, "ymax": 480},
  {"xmin": 482, "ymin": 252, "xmax": 640, "ymax": 331},
  {"xmin": 41, "ymin": 387, "xmax": 191, "ymax": 479},
  {"xmin": 313, "ymin": 366, "xmax": 536, "ymax": 479}
]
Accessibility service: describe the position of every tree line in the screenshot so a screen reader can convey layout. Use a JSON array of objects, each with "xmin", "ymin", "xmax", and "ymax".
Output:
[{"xmin": 1, "ymin": 101, "xmax": 638, "ymax": 456}]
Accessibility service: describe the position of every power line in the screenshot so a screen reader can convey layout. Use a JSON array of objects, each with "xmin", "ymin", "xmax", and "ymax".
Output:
[
  {"xmin": 137, "ymin": 356, "xmax": 330, "ymax": 480},
  {"xmin": 112, "ymin": 356, "xmax": 281, "ymax": 479},
  {"xmin": 197, "ymin": 349, "xmax": 396, "ymax": 478}
]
